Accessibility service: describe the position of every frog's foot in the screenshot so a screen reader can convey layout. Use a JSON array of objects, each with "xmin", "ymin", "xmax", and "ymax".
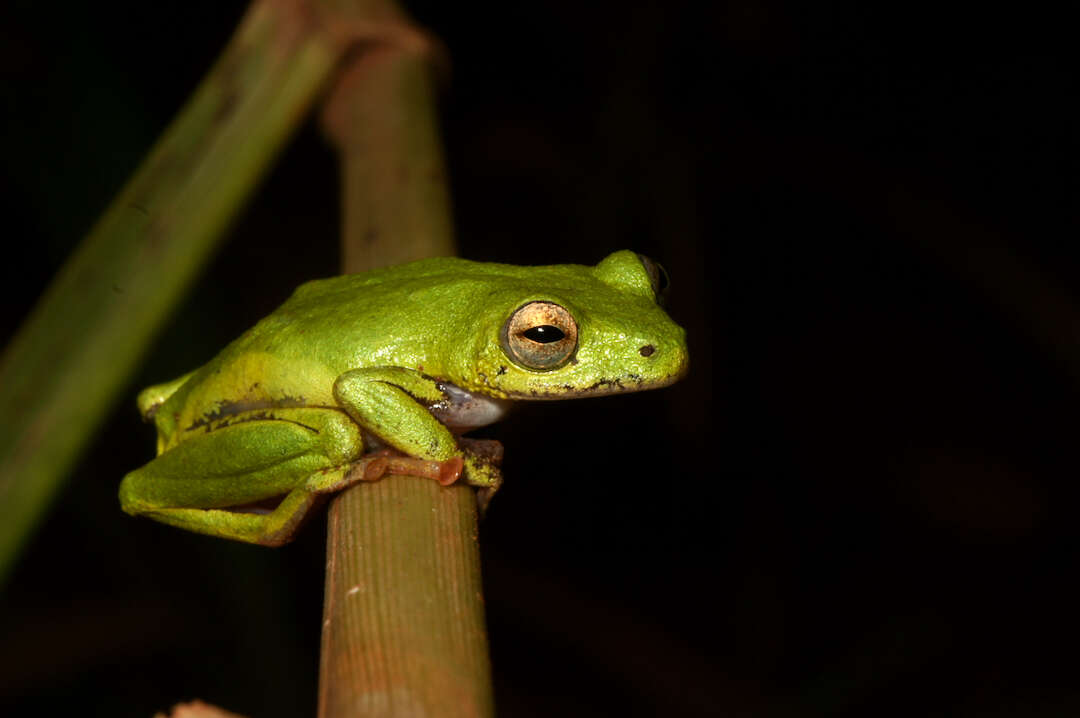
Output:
[
  {"xmin": 356, "ymin": 449, "xmax": 464, "ymax": 487},
  {"xmin": 310, "ymin": 442, "xmax": 503, "ymax": 511},
  {"xmin": 306, "ymin": 449, "xmax": 464, "ymax": 496},
  {"xmin": 459, "ymin": 438, "xmax": 504, "ymax": 514}
]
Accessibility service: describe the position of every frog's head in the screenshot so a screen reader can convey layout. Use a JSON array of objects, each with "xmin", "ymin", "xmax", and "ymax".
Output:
[{"xmin": 454, "ymin": 250, "xmax": 689, "ymax": 400}]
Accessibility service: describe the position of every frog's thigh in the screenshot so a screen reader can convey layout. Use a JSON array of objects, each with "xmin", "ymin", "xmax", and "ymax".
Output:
[
  {"xmin": 333, "ymin": 367, "xmax": 459, "ymax": 462},
  {"xmin": 119, "ymin": 408, "xmax": 362, "ymax": 543}
]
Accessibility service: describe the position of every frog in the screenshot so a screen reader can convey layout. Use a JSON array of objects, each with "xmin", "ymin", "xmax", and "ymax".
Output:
[{"xmin": 119, "ymin": 250, "xmax": 689, "ymax": 545}]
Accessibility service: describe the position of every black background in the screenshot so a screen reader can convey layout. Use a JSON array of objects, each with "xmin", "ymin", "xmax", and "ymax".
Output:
[{"xmin": 2, "ymin": 1, "xmax": 1077, "ymax": 716}]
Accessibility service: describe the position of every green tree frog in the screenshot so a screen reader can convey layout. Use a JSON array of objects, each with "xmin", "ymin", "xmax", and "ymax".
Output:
[{"xmin": 119, "ymin": 250, "xmax": 688, "ymax": 545}]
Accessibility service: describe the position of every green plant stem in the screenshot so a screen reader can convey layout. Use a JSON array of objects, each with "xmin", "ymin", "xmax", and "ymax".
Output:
[
  {"xmin": 0, "ymin": 0, "xmax": 345, "ymax": 583},
  {"xmin": 318, "ymin": 24, "xmax": 494, "ymax": 718}
]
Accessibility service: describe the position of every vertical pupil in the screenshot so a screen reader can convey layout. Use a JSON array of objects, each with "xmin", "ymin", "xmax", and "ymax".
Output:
[{"xmin": 523, "ymin": 325, "xmax": 565, "ymax": 343}]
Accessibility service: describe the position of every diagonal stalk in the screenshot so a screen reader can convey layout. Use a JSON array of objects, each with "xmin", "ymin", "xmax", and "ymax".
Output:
[{"xmin": 0, "ymin": 0, "xmax": 346, "ymax": 583}]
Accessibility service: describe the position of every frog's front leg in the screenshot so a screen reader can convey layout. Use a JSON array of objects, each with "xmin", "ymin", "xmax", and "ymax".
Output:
[
  {"xmin": 333, "ymin": 367, "xmax": 503, "ymax": 495},
  {"xmin": 118, "ymin": 407, "xmax": 371, "ymax": 545}
]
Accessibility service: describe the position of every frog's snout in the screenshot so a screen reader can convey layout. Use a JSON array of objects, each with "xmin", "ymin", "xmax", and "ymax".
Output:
[
  {"xmin": 628, "ymin": 328, "xmax": 689, "ymax": 383},
  {"xmin": 645, "ymin": 335, "xmax": 690, "ymax": 384}
]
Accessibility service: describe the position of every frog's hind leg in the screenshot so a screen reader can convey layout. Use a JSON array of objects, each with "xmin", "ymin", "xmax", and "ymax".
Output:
[
  {"xmin": 119, "ymin": 407, "xmax": 365, "ymax": 546},
  {"xmin": 123, "ymin": 451, "xmax": 466, "ymax": 546},
  {"xmin": 133, "ymin": 478, "xmax": 340, "ymax": 546},
  {"xmin": 136, "ymin": 370, "xmax": 200, "ymax": 422}
]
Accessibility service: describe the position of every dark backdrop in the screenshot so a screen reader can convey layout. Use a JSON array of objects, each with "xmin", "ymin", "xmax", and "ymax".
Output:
[{"xmin": 2, "ymin": 2, "xmax": 1076, "ymax": 716}]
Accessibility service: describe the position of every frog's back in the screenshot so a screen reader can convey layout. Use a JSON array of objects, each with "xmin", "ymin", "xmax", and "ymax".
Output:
[
  {"xmin": 263, "ymin": 255, "xmax": 596, "ymax": 356},
  {"xmin": 150, "ymin": 256, "xmax": 599, "ymax": 445},
  {"xmin": 152, "ymin": 259, "xmax": 473, "ymax": 435}
]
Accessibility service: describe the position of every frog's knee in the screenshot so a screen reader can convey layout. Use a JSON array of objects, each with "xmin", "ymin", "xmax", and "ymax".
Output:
[
  {"xmin": 316, "ymin": 410, "xmax": 364, "ymax": 464},
  {"xmin": 281, "ymin": 407, "xmax": 363, "ymax": 465},
  {"xmin": 118, "ymin": 471, "xmax": 151, "ymax": 516},
  {"xmin": 136, "ymin": 370, "xmax": 194, "ymax": 420}
]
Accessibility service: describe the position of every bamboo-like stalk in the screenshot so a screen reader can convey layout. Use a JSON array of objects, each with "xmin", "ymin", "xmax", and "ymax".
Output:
[
  {"xmin": 317, "ymin": 24, "xmax": 494, "ymax": 718},
  {"xmin": 0, "ymin": 0, "xmax": 343, "ymax": 583}
]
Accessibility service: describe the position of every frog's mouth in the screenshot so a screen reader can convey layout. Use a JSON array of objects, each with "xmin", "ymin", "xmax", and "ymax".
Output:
[
  {"xmin": 482, "ymin": 337, "xmax": 690, "ymax": 400},
  {"xmin": 499, "ymin": 367, "xmax": 688, "ymax": 400}
]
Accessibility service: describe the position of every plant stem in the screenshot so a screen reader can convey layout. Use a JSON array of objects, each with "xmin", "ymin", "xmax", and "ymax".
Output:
[
  {"xmin": 320, "ymin": 476, "xmax": 492, "ymax": 717},
  {"xmin": 317, "ymin": 17, "xmax": 494, "ymax": 718}
]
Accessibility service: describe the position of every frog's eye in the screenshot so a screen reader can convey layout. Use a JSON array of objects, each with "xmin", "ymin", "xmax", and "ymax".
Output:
[
  {"xmin": 501, "ymin": 301, "xmax": 579, "ymax": 371},
  {"xmin": 637, "ymin": 254, "xmax": 670, "ymax": 306}
]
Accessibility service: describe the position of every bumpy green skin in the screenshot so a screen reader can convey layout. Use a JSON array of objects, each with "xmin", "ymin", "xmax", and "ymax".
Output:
[{"xmin": 119, "ymin": 250, "xmax": 689, "ymax": 545}]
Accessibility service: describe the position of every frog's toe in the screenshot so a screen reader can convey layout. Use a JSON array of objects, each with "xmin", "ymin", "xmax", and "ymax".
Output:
[
  {"xmin": 475, "ymin": 476, "xmax": 502, "ymax": 515},
  {"xmin": 437, "ymin": 457, "xmax": 463, "ymax": 485},
  {"xmin": 460, "ymin": 448, "xmax": 503, "ymax": 498}
]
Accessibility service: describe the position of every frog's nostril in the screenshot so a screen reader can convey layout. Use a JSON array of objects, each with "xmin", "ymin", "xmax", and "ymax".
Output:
[{"xmin": 639, "ymin": 344, "xmax": 656, "ymax": 357}]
